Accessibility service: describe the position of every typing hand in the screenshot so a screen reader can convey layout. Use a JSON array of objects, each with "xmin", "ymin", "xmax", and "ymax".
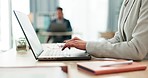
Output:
[
  {"xmin": 63, "ymin": 37, "xmax": 81, "ymax": 43},
  {"xmin": 62, "ymin": 37, "xmax": 86, "ymax": 51}
]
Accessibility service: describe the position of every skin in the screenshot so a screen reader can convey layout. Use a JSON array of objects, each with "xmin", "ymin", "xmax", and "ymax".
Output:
[
  {"xmin": 57, "ymin": 9, "xmax": 63, "ymax": 20},
  {"xmin": 58, "ymin": 9, "xmax": 86, "ymax": 50},
  {"xmin": 62, "ymin": 37, "xmax": 86, "ymax": 51}
]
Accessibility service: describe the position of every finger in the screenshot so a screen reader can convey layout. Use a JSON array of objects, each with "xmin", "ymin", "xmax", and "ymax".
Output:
[
  {"xmin": 73, "ymin": 37, "xmax": 80, "ymax": 40},
  {"xmin": 63, "ymin": 40, "xmax": 69, "ymax": 43},
  {"xmin": 62, "ymin": 40, "xmax": 75, "ymax": 51},
  {"xmin": 63, "ymin": 39, "xmax": 73, "ymax": 43},
  {"xmin": 68, "ymin": 46, "xmax": 71, "ymax": 49},
  {"xmin": 62, "ymin": 43, "xmax": 71, "ymax": 51},
  {"xmin": 64, "ymin": 37, "xmax": 80, "ymax": 43},
  {"xmin": 62, "ymin": 45, "xmax": 67, "ymax": 51}
]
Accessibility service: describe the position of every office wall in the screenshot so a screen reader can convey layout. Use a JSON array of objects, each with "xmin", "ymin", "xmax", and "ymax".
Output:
[{"xmin": 59, "ymin": 0, "xmax": 108, "ymax": 41}]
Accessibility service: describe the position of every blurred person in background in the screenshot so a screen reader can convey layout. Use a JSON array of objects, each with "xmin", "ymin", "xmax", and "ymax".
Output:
[{"xmin": 47, "ymin": 7, "xmax": 72, "ymax": 43}]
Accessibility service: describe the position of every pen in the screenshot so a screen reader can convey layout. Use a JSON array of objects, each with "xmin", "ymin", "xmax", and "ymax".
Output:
[{"xmin": 101, "ymin": 60, "xmax": 133, "ymax": 67}]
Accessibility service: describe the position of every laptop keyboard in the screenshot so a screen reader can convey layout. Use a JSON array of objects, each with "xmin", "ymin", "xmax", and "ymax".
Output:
[
  {"xmin": 44, "ymin": 49, "xmax": 71, "ymax": 57},
  {"xmin": 42, "ymin": 44, "xmax": 71, "ymax": 57}
]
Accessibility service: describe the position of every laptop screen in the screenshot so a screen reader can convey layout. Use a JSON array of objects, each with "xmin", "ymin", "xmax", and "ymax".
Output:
[{"xmin": 14, "ymin": 11, "xmax": 43, "ymax": 59}]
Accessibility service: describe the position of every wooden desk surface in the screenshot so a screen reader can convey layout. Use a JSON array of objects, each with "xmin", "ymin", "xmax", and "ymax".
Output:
[{"xmin": 0, "ymin": 48, "xmax": 148, "ymax": 78}]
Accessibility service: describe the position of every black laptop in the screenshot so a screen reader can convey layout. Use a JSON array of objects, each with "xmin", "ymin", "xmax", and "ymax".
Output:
[
  {"xmin": 49, "ymin": 23, "xmax": 67, "ymax": 32},
  {"xmin": 14, "ymin": 10, "xmax": 91, "ymax": 61}
]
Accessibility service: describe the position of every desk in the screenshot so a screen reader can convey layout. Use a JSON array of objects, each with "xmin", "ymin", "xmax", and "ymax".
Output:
[
  {"xmin": 0, "ymin": 45, "xmax": 148, "ymax": 78},
  {"xmin": 38, "ymin": 31, "xmax": 73, "ymax": 43},
  {"xmin": 39, "ymin": 31, "xmax": 73, "ymax": 36}
]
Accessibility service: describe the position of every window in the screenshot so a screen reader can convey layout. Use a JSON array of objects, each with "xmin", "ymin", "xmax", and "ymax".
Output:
[
  {"xmin": 0, "ymin": 0, "xmax": 12, "ymax": 51},
  {"xmin": 12, "ymin": 0, "xmax": 30, "ymax": 46}
]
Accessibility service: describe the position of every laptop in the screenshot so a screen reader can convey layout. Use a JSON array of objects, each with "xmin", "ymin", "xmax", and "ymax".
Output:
[
  {"xmin": 49, "ymin": 23, "xmax": 67, "ymax": 32},
  {"xmin": 13, "ymin": 10, "xmax": 91, "ymax": 61}
]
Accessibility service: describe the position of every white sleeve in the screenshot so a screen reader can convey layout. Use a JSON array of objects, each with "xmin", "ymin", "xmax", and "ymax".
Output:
[{"xmin": 107, "ymin": 32, "xmax": 120, "ymax": 44}]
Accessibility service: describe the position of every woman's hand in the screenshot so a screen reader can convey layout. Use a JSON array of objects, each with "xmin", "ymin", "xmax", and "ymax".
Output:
[
  {"xmin": 63, "ymin": 37, "xmax": 81, "ymax": 43},
  {"xmin": 62, "ymin": 37, "xmax": 86, "ymax": 50}
]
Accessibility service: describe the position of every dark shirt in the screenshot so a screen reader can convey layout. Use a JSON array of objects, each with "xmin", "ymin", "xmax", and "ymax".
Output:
[
  {"xmin": 46, "ymin": 18, "xmax": 72, "ymax": 43},
  {"xmin": 47, "ymin": 18, "xmax": 72, "ymax": 32}
]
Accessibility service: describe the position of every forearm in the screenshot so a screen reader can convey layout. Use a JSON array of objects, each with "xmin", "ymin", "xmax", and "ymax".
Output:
[
  {"xmin": 107, "ymin": 32, "xmax": 121, "ymax": 44},
  {"xmin": 86, "ymin": 38, "xmax": 147, "ymax": 60}
]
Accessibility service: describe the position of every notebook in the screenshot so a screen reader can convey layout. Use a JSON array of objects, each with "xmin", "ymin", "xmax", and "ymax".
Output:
[
  {"xmin": 13, "ymin": 10, "xmax": 91, "ymax": 61},
  {"xmin": 77, "ymin": 60, "xmax": 147, "ymax": 75}
]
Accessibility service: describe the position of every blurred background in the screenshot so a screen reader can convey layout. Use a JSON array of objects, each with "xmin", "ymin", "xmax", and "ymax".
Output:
[{"xmin": 0, "ymin": 0, "xmax": 123, "ymax": 51}]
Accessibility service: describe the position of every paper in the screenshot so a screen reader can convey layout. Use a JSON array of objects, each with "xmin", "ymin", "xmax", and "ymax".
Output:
[{"xmin": 0, "ymin": 66, "xmax": 68, "ymax": 78}]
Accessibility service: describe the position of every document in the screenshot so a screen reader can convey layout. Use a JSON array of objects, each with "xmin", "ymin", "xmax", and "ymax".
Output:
[{"xmin": 0, "ymin": 66, "xmax": 68, "ymax": 78}]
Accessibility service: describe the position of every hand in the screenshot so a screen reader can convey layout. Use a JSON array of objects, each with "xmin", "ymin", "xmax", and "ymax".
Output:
[
  {"xmin": 62, "ymin": 37, "xmax": 86, "ymax": 50},
  {"xmin": 64, "ymin": 37, "xmax": 81, "ymax": 43}
]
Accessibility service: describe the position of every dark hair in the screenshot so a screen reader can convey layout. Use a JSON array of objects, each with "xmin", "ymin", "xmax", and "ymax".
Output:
[{"xmin": 56, "ymin": 7, "xmax": 63, "ymax": 11}]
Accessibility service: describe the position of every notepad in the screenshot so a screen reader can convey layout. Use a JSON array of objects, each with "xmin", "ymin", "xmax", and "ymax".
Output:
[{"xmin": 77, "ymin": 61, "xmax": 147, "ymax": 75}]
